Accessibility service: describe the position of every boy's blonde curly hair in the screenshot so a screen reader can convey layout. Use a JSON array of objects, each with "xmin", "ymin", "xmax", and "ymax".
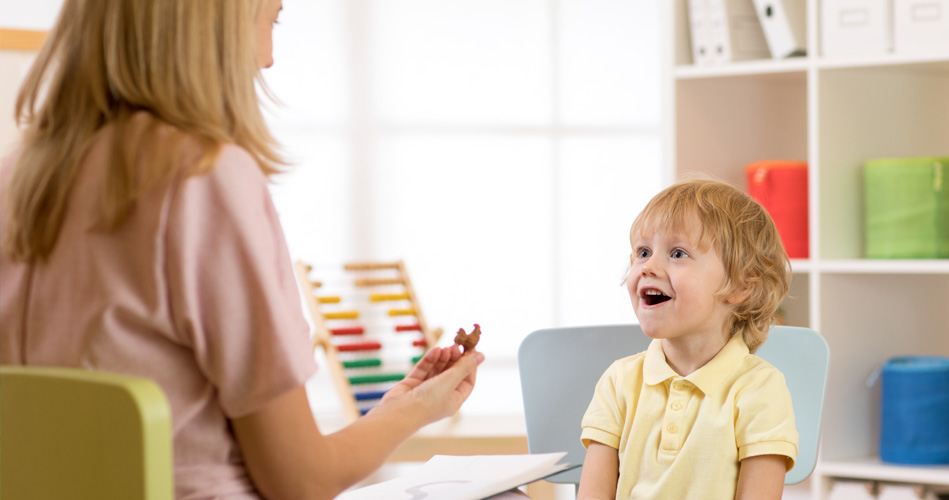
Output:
[{"xmin": 631, "ymin": 179, "xmax": 791, "ymax": 352}]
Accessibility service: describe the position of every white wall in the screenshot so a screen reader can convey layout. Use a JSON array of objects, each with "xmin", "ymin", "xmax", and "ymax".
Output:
[
  {"xmin": 0, "ymin": 52, "xmax": 33, "ymax": 155},
  {"xmin": 0, "ymin": 0, "xmax": 63, "ymax": 154}
]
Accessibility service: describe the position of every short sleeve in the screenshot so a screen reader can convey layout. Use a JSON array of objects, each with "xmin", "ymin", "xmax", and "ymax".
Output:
[
  {"xmin": 580, "ymin": 362, "xmax": 626, "ymax": 450},
  {"xmin": 165, "ymin": 145, "xmax": 318, "ymax": 418},
  {"xmin": 735, "ymin": 366, "xmax": 799, "ymax": 470}
]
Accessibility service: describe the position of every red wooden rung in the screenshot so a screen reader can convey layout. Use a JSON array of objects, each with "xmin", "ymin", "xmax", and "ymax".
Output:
[
  {"xmin": 336, "ymin": 341, "xmax": 382, "ymax": 352},
  {"xmin": 412, "ymin": 339, "xmax": 427, "ymax": 347},
  {"xmin": 331, "ymin": 327, "xmax": 365, "ymax": 336},
  {"xmin": 395, "ymin": 324, "xmax": 422, "ymax": 332}
]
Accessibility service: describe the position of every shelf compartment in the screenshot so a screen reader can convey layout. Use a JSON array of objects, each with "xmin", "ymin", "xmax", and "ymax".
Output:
[
  {"xmin": 817, "ymin": 66, "xmax": 949, "ymax": 260},
  {"xmin": 675, "ymin": 75, "xmax": 807, "ymax": 188},
  {"xmin": 779, "ymin": 271, "xmax": 810, "ymax": 328},
  {"xmin": 818, "ymin": 274, "xmax": 949, "ymax": 462}
]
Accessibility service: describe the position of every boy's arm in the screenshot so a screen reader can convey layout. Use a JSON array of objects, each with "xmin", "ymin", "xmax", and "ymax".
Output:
[
  {"xmin": 577, "ymin": 441, "xmax": 619, "ymax": 500},
  {"xmin": 735, "ymin": 454, "xmax": 786, "ymax": 500}
]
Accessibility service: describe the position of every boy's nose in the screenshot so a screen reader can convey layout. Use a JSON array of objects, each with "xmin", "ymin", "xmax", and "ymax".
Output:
[{"xmin": 641, "ymin": 258, "xmax": 659, "ymax": 276}]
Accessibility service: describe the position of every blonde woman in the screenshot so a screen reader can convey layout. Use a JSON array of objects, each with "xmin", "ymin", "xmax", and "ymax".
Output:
[{"xmin": 0, "ymin": 1, "xmax": 484, "ymax": 499}]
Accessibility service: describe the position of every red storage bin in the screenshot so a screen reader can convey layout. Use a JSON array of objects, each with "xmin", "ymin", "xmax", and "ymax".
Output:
[{"xmin": 745, "ymin": 161, "xmax": 809, "ymax": 259}]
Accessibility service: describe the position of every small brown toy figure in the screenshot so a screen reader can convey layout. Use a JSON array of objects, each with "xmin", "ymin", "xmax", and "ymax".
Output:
[{"xmin": 454, "ymin": 323, "xmax": 481, "ymax": 353}]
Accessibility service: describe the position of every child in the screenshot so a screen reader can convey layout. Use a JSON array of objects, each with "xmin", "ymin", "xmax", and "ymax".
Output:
[{"xmin": 578, "ymin": 179, "xmax": 797, "ymax": 500}]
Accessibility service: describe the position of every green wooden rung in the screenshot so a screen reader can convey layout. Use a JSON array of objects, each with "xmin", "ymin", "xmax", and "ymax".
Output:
[
  {"xmin": 411, "ymin": 355, "xmax": 422, "ymax": 364},
  {"xmin": 348, "ymin": 373, "xmax": 405, "ymax": 385},
  {"xmin": 343, "ymin": 358, "xmax": 383, "ymax": 369}
]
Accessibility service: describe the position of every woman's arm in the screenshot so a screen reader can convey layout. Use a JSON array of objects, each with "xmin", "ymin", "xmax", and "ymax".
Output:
[
  {"xmin": 232, "ymin": 346, "xmax": 483, "ymax": 500},
  {"xmin": 735, "ymin": 454, "xmax": 786, "ymax": 500},
  {"xmin": 576, "ymin": 440, "xmax": 619, "ymax": 500}
]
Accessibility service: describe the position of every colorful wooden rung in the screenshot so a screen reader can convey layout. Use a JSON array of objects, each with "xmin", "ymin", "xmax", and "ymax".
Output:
[
  {"xmin": 295, "ymin": 259, "xmax": 443, "ymax": 423},
  {"xmin": 348, "ymin": 373, "xmax": 405, "ymax": 385},
  {"xmin": 336, "ymin": 341, "xmax": 382, "ymax": 352},
  {"xmin": 330, "ymin": 327, "xmax": 365, "ymax": 336},
  {"xmin": 354, "ymin": 278, "xmax": 403, "ymax": 287},
  {"xmin": 344, "ymin": 262, "xmax": 400, "ymax": 271},
  {"xmin": 342, "ymin": 358, "xmax": 382, "ymax": 369},
  {"xmin": 353, "ymin": 390, "xmax": 388, "ymax": 401},
  {"xmin": 324, "ymin": 311, "xmax": 359, "ymax": 320},
  {"xmin": 370, "ymin": 293, "xmax": 410, "ymax": 302}
]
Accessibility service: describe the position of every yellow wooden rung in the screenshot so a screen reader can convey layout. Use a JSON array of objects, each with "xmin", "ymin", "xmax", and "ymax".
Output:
[
  {"xmin": 324, "ymin": 311, "xmax": 359, "ymax": 320},
  {"xmin": 344, "ymin": 262, "xmax": 401, "ymax": 271},
  {"xmin": 388, "ymin": 308, "xmax": 415, "ymax": 317},
  {"xmin": 318, "ymin": 296, "xmax": 341, "ymax": 304},
  {"xmin": 370, "ymin": 293, "xmax": 409, "ymax": 302},
  {"xmin": 355, "ymin": 278, "xmax": 403, "ymax": 287}
]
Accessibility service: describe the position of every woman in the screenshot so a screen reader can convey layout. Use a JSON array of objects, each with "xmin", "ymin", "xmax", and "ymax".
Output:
[{"xmin": 0, "ymin": 1, "xmax": 484, "ymax": 499}]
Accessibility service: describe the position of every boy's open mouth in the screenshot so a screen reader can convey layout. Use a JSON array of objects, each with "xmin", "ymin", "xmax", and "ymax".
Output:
[{"xmin": 642, "ymin": 289, "xmax": 671, "ymax": 306}]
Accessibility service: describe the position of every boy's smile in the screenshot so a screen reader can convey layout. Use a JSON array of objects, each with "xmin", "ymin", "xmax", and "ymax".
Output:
[{"xmin": 627, "ymin": 223, "xmax": 735, "ymax": 351}]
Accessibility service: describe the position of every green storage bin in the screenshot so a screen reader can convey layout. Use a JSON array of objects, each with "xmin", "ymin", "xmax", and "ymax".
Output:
[{"xmin": 864, "ymin": 157, "xmax": 948, "ymax": 259}]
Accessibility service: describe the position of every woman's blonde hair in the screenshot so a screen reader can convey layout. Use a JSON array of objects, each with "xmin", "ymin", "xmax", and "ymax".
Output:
[
  {"xmin": 631, "ymin": 179, "xmax": 791, "ymax": 352},
  {"xmin": 4, "ymin": 0, "xmax": 279, "ymax": 260}
]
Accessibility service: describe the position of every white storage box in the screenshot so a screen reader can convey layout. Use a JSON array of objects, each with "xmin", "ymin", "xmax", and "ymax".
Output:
[
  {"xmin": 821, "ymin": 0, "xmax": 893, "ymax": 57},
  {"xmin": 688, "ymin": 0, "xmax": 770, "ymax": 65},
  {"xmin": 894, "ymin": 0, "xmax": 949, "ymax": 54}
]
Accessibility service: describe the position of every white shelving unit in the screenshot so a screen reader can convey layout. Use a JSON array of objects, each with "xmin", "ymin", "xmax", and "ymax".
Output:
[{"xmin": 662, "ymin": 1, "xmax": 949, "ymax": 498}]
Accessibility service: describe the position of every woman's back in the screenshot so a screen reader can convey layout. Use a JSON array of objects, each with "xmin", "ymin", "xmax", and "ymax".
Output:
[{"xmin": 0, "ymin": 116, "xmax": 317, "ymax": 498}]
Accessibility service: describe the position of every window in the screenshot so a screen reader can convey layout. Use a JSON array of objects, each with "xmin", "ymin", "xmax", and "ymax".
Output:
[{"xmin": 264, "ymin": 0, "xmax": 663, "ymax": 413}]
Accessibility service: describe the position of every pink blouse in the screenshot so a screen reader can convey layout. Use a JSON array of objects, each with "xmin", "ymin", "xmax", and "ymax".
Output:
[{"xmin": 1, "ymin": 127, "xmax": 318, "ymax": 499}]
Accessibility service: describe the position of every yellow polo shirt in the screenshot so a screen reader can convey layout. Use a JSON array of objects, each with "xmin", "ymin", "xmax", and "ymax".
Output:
[{"xmin": 580, "ymin": 333, "xmax": 798, "ymax": 500}]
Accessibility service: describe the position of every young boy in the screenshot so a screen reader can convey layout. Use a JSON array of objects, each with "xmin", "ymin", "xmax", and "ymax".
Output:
[{"xmin": 578, "ymin": 179, "xmax": 798, "ymax": 500}]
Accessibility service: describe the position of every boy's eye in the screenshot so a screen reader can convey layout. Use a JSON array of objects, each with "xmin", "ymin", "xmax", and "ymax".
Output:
[
  {"xmin": 636, "ymin": 248, "xmax": 651, "ymax": 259},
  {"xmin": 671, "ymin": 248, "xmax": 688, "ymax": 259}
]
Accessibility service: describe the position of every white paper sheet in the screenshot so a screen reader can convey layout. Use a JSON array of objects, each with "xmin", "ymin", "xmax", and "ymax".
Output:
[{"xmin": 337, "ymin": 452, "xmax": 570, "ymax": 500}]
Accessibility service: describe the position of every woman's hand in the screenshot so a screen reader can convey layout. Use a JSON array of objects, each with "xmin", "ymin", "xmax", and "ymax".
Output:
[
  {"xmin": 376, "ymin": 345, "xmax": 484, "ymax": 423},
  {"xmin": 233, "ymin": 345, "xmax": 484, "ymax": 500}
]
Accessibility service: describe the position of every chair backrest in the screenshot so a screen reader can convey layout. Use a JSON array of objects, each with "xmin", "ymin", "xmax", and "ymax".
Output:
[
  {"xmin": 0, "ymin": 366, "xmax": 174, "ymax": 500},
  {"xmin": 518, "ymin": 324, "xmax": 830, "ymax": 486}
]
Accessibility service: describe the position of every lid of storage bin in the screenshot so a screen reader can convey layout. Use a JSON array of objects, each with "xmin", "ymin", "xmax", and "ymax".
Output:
[
  {"xmin": 866, "ymin": 157, "xmax": 949, "ymax": 168},
  {"xmin": 745, "ymin": 160, "xmax": 807, "ymax": 172},
  {"xmin": 882, "ymin": 356, "xmax": 949, "ymax": 373}
]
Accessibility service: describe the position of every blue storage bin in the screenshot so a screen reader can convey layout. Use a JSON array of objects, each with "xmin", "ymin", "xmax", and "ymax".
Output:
[{"xmin": 880, "ymin": 356, "xmax": 949, "ymax": 465}]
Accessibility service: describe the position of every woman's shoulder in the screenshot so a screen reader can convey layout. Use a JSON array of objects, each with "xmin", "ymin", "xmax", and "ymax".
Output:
[{"xmin": 126, "ymin": 111, "xmax": 268, "ymax": 184}]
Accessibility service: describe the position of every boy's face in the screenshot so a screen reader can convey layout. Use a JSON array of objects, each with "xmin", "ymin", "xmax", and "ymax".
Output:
[{"xmin": 627, "ymin": 223, "xmax": 735, "ymax": 345}]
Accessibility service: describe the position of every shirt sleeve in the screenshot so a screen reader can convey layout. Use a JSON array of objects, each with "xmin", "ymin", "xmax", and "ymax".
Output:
[
  {"xmin": 580, "ymin": 361, "xmax": 626, "ymax": 450},
  {"xmin": 164, "ymin": 145, "xmax": 318, "ymax": 418},
  {"xmin": 735, "ymin": 365, "xmax": 799, "ymax": 470}
]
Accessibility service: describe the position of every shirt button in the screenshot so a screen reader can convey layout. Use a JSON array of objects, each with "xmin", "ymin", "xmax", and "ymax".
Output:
[
  {"xmin": 673, "ymin": 381, "xmax": 686, "ymax": 391},
  {"xmin": 667, "ymin": 424, "xmax": 678, "ymax": 433},
  {"xmin": 671, "ymin": 401, "xmax": 683, "ymax": 411}
]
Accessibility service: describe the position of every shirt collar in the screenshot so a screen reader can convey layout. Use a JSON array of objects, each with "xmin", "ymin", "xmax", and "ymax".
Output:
[{"xmin": 643, "ymin": 333, "xmax": 750, "ymax": 395}]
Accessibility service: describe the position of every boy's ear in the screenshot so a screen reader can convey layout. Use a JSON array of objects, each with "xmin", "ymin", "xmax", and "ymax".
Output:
[{"xmin": 726, "ymin": 285, "xmax": 752, "ymax": 305}]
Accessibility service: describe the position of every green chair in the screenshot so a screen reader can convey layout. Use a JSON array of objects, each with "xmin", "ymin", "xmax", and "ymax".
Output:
[
  {"xmin": 1, "ymin": 366, "xmax": 174, "ymax": 500},
  {"xmin": 518, "ymin": 324, "xmax": 830, "ymax": 489}
]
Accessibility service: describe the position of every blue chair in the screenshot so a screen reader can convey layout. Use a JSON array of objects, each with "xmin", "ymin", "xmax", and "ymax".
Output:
[
  {"xmin": 518, "ymin": 324, "xmax": 830, "ymax": 489},
  {"xmin": 0, "ymin": 366, "xmax": 174, "ymax": 500}
]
